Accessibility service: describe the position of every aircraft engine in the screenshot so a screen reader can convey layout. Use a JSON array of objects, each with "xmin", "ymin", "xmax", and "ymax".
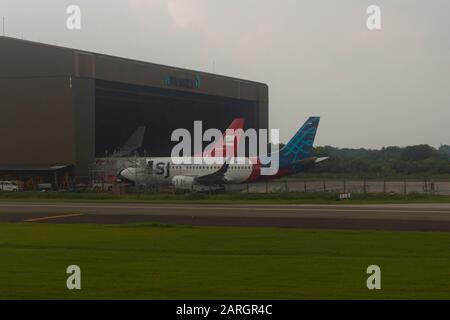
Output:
[{"xmin": 172, "ymin": 176, "xmax": 196, "ymax": 190}]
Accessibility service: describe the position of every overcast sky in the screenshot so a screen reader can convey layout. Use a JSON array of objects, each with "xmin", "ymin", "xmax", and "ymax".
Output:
[{"xmin": 1, "ymin": 0, "xmax": 449, "ymax": 148}]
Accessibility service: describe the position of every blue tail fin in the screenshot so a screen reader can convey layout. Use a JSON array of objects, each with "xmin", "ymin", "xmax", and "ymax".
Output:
[{"xmin": 280, "ymin": 117, "xmax": 320, "ymax": 162}]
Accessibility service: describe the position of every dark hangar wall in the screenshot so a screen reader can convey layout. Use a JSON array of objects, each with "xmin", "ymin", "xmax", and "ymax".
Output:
[{"xmin": 95, "ymin": 80, "xmax": 260, "ymax": 157}]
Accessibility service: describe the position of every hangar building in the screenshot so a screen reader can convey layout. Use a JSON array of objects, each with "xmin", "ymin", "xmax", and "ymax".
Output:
[{"xmin": 0, "ymin": 37, "xmax": 268, "ymax": 189}]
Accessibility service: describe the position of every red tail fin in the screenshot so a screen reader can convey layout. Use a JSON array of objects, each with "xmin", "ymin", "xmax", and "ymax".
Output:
[{"xmin": 203, "ymin": 118, "xmax": 245, "ymax": 158}]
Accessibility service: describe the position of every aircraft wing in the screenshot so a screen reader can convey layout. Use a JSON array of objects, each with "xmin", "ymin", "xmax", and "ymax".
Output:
[{"xmin": 194, "ymin": 162, "xmax": 230, "ymax": 185}]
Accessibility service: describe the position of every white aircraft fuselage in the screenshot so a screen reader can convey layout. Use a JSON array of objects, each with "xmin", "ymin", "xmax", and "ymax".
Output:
[{"xmin": 120, "ymin": 157, "xmax": 258, "ymax": 188}]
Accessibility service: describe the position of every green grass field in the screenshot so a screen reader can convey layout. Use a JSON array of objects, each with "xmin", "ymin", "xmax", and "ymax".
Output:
[
  {"xmin": 1, "ymin": 191, "xmax": 450, "ymax": 205},
  {"xmin": 0, "ymin": 222, "xmax": 449, "ymax": 300}
]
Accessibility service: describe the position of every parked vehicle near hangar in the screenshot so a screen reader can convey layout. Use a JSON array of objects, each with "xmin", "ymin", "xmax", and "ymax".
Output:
[{"xmin": 0, "ymin": 181, "xmax": 20, "ymax": 192}]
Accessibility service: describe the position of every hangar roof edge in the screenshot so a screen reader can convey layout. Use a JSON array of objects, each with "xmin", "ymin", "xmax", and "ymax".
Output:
[{"xmin": 0, "ymin": 36, "xmax": 268, "ymax": 88}]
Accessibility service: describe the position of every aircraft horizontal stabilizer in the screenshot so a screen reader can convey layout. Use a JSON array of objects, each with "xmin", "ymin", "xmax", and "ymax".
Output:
[
  {"xmin": 295, "ymin": 157, "xmax": 329, "ymax": 167},
  {"xmin": 315, "ymin": 157, "xmax": 329, "ymax": 164}
]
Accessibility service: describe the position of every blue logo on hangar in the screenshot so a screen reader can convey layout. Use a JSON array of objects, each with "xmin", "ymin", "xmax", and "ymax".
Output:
[{"xmin": 164, "ymin": 74, "xmax": 201, "ymax": 90}]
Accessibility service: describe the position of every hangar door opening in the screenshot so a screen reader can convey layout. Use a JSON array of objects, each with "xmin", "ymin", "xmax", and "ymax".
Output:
[{"xmin": 95, "ymin": 80, "xmax": 260, "ymax": 157}]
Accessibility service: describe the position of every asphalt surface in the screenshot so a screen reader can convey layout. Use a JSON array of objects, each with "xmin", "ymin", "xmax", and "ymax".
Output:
[{"xmin": 1, "ymin": 202, "xmax": 450, "ymax": 231}]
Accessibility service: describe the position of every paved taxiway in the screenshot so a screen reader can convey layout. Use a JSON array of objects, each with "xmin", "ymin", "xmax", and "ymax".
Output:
[{"xmin": 1, "ymin": 202, "xmax": 450, "ymax": 231}]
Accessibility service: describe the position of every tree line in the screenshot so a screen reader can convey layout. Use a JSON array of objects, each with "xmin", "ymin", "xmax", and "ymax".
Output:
[{"xmin": 308, "ymin": 144, "xmax": 450, "ymax": 178}]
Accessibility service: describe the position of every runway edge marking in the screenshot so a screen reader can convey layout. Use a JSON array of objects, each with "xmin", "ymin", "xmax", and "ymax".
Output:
[{"xmin": 24, "ymin": 213, "xmax": 85, "ymax": 222}]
